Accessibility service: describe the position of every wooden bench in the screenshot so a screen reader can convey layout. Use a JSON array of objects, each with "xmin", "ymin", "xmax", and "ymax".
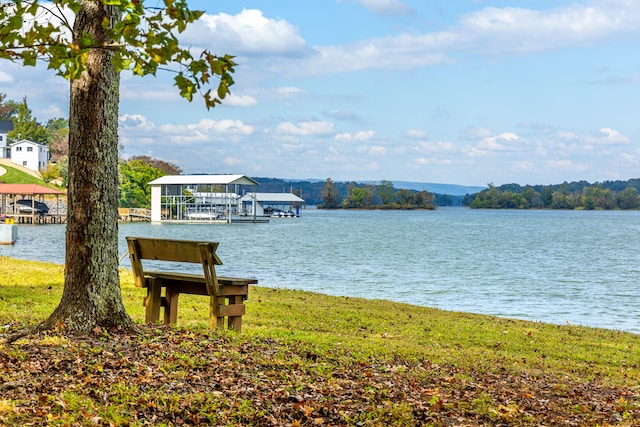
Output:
[{"xmin": 126, "ymin": 236, "xmax": 257, "ymax": 331}]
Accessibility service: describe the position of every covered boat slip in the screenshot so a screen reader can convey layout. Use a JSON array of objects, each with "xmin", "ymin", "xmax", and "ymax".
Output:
[
  {"xmin": 239, "ymin": 192, "xmax": 305, "ymax": 217},
  {"xmin": 149, "ymin": 174, "xmax": 261, "ymax": 223},
  {"xmin": 0, "ymin": 183, "xmax": 66, "ymax": 224}
]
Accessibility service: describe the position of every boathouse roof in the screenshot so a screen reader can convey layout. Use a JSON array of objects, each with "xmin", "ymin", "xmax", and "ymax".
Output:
[
  {"xmin": 0, "ymin": 183, "xmax": 65, "ymax": 195},
  {"xmin": 148, "ymin": 174, "xmax": 259, "ymax": 186},
  {"xmin": 240, "ymin": 192, "xmax": 304, "ymax": 203}
]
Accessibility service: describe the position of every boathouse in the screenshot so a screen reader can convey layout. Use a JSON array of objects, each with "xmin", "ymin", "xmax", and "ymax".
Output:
[
  {"xmin": 239, "ymin": 192, "xmax": 305, "ymax": 217},
  {"xmin": 0, "ymin": 183, "xmax": 66, "ymax": 224},
  {"xmin": 148, "ymin": 174, "xmax": 259, "ymax": 223}
]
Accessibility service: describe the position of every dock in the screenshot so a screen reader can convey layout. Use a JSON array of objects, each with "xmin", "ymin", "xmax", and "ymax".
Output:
[{"xmin": 118, "ymin": 208, "xmax": 151, "ymax": 222}]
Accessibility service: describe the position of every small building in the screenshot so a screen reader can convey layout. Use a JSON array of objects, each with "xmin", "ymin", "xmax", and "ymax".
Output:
[
  {"xmin": 0, "ymin": 183, "xmax": 66, "ymax": 224},
  {"xmin": 9, "ymin": 139, "xmax": 50, "ymax": 172},
  {"xmin": 148, "ymin": 174, "xmax": 259, "ymax": 223},
  {"xmin": 0, "ymin": 121, "xmax": 13, "ymax": 159},
  {"xmin": 240, "ymin": 192, "xmax": 305, "ymax": 217}
]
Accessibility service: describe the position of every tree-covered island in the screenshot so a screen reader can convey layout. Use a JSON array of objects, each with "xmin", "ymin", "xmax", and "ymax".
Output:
[
  {"xmin": 318, "ymin": 178, "xmax": 437, "ymax": 210},
  {"xmin": 464, "ymin": 180, "xmax": 640, "ymax": 210}
]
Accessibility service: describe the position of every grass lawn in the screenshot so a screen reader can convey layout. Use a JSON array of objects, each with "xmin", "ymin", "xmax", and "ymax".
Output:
[
  {"xmin": 0, "ymin": 163, "xmax": 49, "ymax": 186},
  {"xmin": 1, "ymin": 257, "xmax": 639, "ymax": 426}
]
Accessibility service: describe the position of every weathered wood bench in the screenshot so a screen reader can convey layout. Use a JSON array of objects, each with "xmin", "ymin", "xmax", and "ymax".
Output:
[{"xmin": 126, "ymin": 236, "xmax": 257, "ymax": 331}]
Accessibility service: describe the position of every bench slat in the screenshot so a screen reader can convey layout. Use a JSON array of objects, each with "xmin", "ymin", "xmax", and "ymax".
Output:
[
  {"xmin": 127, "ymin": 236, "xmax": 223, "ymax": 265},
  {"xmin": 144, "ymin": 271, "xmax": 257, "ymax": 286},
  {"xmin": 219, "ymin": 304, "xmax": 246, "ymax": 317}
]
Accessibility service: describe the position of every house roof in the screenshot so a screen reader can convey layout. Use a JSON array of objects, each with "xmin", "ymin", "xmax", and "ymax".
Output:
[
  {"xmin": 9, "ymin": 139, "xmax": 48, "ymax": 148},
  {"xmin": 149, "ymin": 174, "xmax": 259, "ymax": 186},
  {"xmin": 0, "ymin": 121, "xmax": 13, "ymax": 133},
  {"xmin": 240, "ymin": 192, "xmax": 305, "ymax": 203},
  {"xmin": 0, "ymin": 183, "xmax": 65, "ymax": 195}
]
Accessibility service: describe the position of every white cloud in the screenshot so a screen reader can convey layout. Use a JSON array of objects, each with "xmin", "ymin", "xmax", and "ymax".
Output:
[
  {"xmin": 462, "ymin": 127, "xmax": 494, "ymax": 140},
  {"xmin": 275, "ymin": 120, "xmax": 335, "ymax": 136},
  {"xmin": 157, "ymin": 119, "xmax": 254, "ymax": 140},
  {"xmin": 278, "ymin": 1, "xmax": 640, "ymax": 77},
  {"xmin": 353, "ymin": 130, "xmax": 376, "ymax": 141},
  {"xmin": 368, "ymin": 146, "xmax": 388, "ymax": 155},
  {"xmin": 458, "ymin": 1, "xmax": 640, "ymax": 54},
  {"xmin": 223, "ymin": 93, "xmax": 258, "ymax": 107},
  {"xmin": 184, "ymin": 9, "xmax": 308, "ymax": 56},
  {"xmin": 476, "ymin": 132, "xmax": 521, "ymax": 151},
  {"xmin": 413, "ymin": 157, "xmax": 453, "ymax": 166},
  {"xmin": 589, "ymin": 127, "xmax": 630, "ymax": 144},
  {"xmin": 414, "ymin": 141, "xmax": 458, "ymax": 153},
  {"xmin": 119, "ymin": 114, "xmax": 156, "ymax": 131},
  {"xmin": 334, "ymin": 130, "xmax": 375, "ymax": 144},
  {"xmin": 405, "ymin": 129, "xmax": 428, "ymax": 139}
]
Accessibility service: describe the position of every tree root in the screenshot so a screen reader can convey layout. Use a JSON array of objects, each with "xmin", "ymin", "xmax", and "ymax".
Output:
[
  {"xmin": 0, "ymin": 325, "xmax": 41, "ymax": 345},
  {"xmin": 1, "ymin": 319, "xmax": 142, "ymax": 345}
]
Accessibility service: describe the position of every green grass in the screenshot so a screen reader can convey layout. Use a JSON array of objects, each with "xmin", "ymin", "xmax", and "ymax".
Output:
[
  {"xmin": 1, "ymin": 257, "xmax": 639, "ymax": 425},
  {"xmin": 1, "ymin": 256, "xmax": 638, "ymax": 385},
  {"xmin": 0, "ymin": 162, "xmax": 51, "ymax": 186}
]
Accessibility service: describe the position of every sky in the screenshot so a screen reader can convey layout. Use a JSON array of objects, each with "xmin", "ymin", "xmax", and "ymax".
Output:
[{"xmin": 1, "ymin": 0, "xmax": 639, "ymax": 187}]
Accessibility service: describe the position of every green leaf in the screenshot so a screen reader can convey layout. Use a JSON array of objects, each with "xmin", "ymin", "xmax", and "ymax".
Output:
[
  {"xmin": 22, "ymin": 50, "xmax": 37, "ymax": 67},
  {"xmin": 174, "ymin": 74, "xmax": 195, "ymax": 102}
]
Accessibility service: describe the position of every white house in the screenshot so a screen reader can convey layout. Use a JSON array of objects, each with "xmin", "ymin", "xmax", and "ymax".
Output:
[
  {"xmin": 9, "ymin": 139, "xmax": 50, "ymax": 172},
  {"xmin": 0, "ymin": 121, "xmax": 13, "ymax": 159}
]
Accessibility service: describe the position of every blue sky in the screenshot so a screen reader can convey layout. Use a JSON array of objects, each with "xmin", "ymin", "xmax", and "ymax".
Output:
[{"xmin": 1, "ymin": 0, "xmax": 639, "ymax": 186}]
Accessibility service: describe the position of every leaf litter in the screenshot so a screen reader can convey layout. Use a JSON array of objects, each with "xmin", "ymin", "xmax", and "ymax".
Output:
[{"xmin": 1, "ymin": 326, "xmax": 639, "ymax": 426}]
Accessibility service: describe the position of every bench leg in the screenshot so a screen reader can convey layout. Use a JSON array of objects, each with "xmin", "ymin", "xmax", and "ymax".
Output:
[
  {"xmin": 209, "ymin": 296, "xmax": 225, "ymax": 330},
  {"xmin": 227, "ymin": 295, "xmax": 243, "ymax": 332},
  {"xmin": 144, "ymin": 278, "xmax": 162, "ymax": 323},
  {"xmin": 164, "ymin": 286, "xmax": 180, "ymax": 325}
]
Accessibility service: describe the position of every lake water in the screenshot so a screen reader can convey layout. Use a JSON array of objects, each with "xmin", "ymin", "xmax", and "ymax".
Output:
[{"xmin": 2, "ymin": 208, "xmax": 639, "ymax": 334}]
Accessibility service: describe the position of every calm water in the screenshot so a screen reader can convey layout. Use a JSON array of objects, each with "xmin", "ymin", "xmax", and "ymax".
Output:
[{"xmin": 2, "ymin": 208, "xmax": 639, "ymax": 333}]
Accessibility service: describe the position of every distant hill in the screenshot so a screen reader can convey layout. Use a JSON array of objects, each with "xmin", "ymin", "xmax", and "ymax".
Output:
[
  {"xmin": 378, "ymin": 181, "xmax": 485, "ymax": 196},
  {"xmin": 282, "ymin": 178, "xmax": 485, "ymax": 196}
]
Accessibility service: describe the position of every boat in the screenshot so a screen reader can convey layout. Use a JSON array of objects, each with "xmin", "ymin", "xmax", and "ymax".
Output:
[
  {"xmin": 10, "ymin": 199, "xmax": 49, "ymax": 215},
  {"xmin": 270, "ymin": 210, "xmax": 297, "ymax": 218},
  {"xmin": 186, "ymin": 210, "xmax": 218, "ymax": 220}
]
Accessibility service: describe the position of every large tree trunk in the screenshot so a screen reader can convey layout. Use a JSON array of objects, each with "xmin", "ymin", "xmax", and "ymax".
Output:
[{"xmin": 42, "ymin": 2, "xmax": 137, "ymax": 334}]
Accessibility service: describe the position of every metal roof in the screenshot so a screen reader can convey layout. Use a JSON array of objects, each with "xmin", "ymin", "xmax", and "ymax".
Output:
[
  {"xmin": 0, "ymin": 183, "xmax": 65, "ymax": 195},
  {"xmin": 240, "ymin": 192, "xmax": 305, "ymax": 203},
  {"xmin": 0, "ymin": 121, "xmax": 13, "ymax": 133},
  {"xmin": 149, "ymin": 174, "xmax": 259, "ymax": 186}
]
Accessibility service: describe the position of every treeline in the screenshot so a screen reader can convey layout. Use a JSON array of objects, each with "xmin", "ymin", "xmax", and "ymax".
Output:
[
  {"xmin": 463, "ymin": 180, "xmax": 640, "ymax": 210},
  {"xmin": 255, "ymin": 177, "xmax": 463, "ymax": 208},
  {"xmin": 318, "ymin": 178, "xmax": 437, "ymax": 210}
]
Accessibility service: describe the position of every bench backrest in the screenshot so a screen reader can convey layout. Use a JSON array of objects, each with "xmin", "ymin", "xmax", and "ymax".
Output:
[{"xmin": 126, "ymin": 236, "xmax": 223, "ymax": 295}]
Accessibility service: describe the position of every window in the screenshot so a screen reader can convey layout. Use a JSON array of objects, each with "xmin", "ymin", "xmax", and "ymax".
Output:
[
  {"xmin": 27, "ymin": 146, "xmax": 33, "ymax": 152},
  {"xmin": 22, "ymin": 161, "xmax": 27, "ymax": 166},
  {"xmin": 15, "ymin": 147, "xmax": 22, "ymax": 152}
]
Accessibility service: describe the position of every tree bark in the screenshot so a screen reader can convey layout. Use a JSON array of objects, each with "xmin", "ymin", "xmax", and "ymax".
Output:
[{"xmin": 42, "ymin": 1, "xmax": 137, "ymax": 334}]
